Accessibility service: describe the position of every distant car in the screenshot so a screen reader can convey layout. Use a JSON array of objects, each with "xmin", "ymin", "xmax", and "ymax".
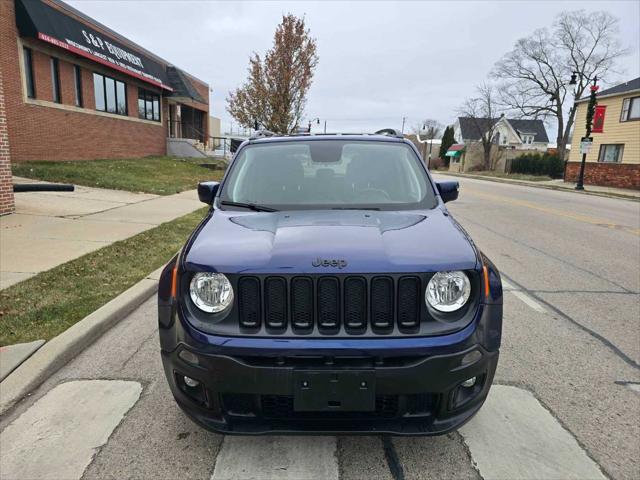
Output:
[{"xmin": 158, "ymin": 131, "xmax": 503, "ymax": 435}]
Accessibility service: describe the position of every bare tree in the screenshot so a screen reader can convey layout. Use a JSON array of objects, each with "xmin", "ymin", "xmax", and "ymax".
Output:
[
  {"xmin": 458, "ymin": 83, "xmax": 502, "ymax": 170},
  {"xmin": 415, "ymin": 119, "xmax": 443, "ymax": 140},
  {"xmin": 492, "ymin": 10, "xmax": 627, "ymax": 161},
  {"xmin": 227, "ymin": 14, "xmax": 318, "ymax": 134}
]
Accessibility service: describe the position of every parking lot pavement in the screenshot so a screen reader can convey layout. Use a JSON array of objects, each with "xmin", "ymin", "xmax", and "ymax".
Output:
[{"xmin": 1, "ymin": 177, "xmax": 638, "ymax": 480}]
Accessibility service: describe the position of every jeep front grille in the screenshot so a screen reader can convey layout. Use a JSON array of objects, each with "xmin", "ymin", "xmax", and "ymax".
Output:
[{"xmin": 237, "ymin": 275, "xmax": 424, "ymax": 335}]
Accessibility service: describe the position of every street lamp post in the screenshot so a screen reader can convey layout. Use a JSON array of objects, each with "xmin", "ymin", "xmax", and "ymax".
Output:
[
  {"xmin": 572, "ymin": 75, "xmax": 599, "ymax": 191},
  {"xmin": 308, "ymin": 117, "xmax": 321, "ymax": 133}
]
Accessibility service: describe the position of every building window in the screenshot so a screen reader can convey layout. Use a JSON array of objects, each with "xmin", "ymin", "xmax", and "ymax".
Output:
[
  {"xmin": 620, "ymin": 96, "xmax": 640, "ymax": 121},
  {"xmin": 23, "ymin": 47, "xmax": 35, "ymax": 98},
  {"xmin": 93, "ymin": 73, "xmax": 105, "ymax": 111},
  {"xmin": 521, "ymin": 134, "xmax": 534, "ymax": 145},
  {"xmin": 73, "ymin": 65, "xmax": 83, "ymax": 107},
  {"xmin": 50, "ymin": 57, "xmax": 61, "ymax": 103},
  {"xmin": 138, "ymin": 88, "xmax": 161, "ymax": 121},
  {"xmin": 598, "ymin": 144, "xmax": 624, "ymax": 163},
  {"xmin": 93, "ymin": 73, "xmax": 127, "ymax": 115}
]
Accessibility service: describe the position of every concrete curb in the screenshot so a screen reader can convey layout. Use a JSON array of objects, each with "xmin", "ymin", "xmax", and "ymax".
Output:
[
  {"xmin": 0, "ymin": 272, "xmax": 160, "ymax": 415},
  {"xmin": 438, "ymin": 172, "xmax": 640, "ymax": 202}
]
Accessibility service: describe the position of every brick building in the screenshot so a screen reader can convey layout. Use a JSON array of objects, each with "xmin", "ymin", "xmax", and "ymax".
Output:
[
  {"xmin": 0, "ymin": 0, "xmax": 210, "ymax": 214},
  {"xmin": 567, "ymin": 78, "xmax": 640, "ymax": 190}
]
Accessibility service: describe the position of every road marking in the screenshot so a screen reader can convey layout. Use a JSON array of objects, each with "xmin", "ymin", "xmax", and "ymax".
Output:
[
  {"xmin": 211, "ymin": 435, "xmax": 338, "ymax": 480},
  {"xmin": 0, "ymin": 380, "xmax": 141, "ymax": 480},
  {"xmin": 465, "ymin": 188, "xmax": 640, "ymax": 236},
  {"xmin": 502, "ymin": 279, "xmax": 547, "ymax": 313},
  {"xmin": 460, "ymin": 385, "xmax": 605, "ymax": 480}
]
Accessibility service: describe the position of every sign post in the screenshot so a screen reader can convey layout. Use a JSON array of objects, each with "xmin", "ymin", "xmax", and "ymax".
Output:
[
  {"xmin": 580, "ymin": 137, "xmax": 593, "ymax": 155},
  {"xmin": 575, "ymin": 78, "xmax": 599, "ymax": 191}
]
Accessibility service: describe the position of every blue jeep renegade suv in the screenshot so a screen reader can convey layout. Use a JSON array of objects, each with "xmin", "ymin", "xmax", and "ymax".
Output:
[{"xmin": 158, "ymin": 131, "xmax": 503, "ymax": 435}]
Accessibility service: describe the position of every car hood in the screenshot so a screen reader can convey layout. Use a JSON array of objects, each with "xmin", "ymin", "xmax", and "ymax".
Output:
[{"xmin": 184, "ymin": 209, "xmax": 478, "ymax": 274}]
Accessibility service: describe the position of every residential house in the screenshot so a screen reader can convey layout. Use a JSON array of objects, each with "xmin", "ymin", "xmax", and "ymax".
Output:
[
  {"xmin": 454, "ymin": 116, "xmax": 549, "ymax": 150},
  {"xmin": 567, "ymin": 77, "xmax": 640, "ymax": 189},
  {"xmin": 451, "ymin": 116, "xmax": 549, "ymax": 172}
]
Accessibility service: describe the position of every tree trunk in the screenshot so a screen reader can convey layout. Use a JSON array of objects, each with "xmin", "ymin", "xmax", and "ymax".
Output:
[
  {"xmin": 483, "ymin": 143, "xmax": 492, "ymax": 170},
  {"xmin": 562, "ymin": 106, "xmax": 576, "ymax": 161}
]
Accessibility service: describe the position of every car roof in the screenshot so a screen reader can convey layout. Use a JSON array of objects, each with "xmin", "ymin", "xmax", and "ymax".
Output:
[{"xmin": 246, "ymin": 133, "xmax": 407, "ymax": 145}]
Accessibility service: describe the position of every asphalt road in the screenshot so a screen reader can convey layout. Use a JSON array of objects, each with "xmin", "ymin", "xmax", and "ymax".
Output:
[{"xmin": 1, "ymin": 176, "xmax": 639, "ymax": 480}]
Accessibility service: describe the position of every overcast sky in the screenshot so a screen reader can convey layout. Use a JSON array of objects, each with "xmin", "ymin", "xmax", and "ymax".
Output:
[{"xmin": 68, "ymin": 0, "xmax": 640, "ymax": 135}]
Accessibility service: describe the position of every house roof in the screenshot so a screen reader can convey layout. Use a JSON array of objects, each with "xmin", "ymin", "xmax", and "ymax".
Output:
[
  {"xmin": 457, "ymin": 117, "xmax": 549, "ymax": 144},
  {"xmin": 577, "ymin": 77, "xmax": 640, "ymax": 102},
  {"xmin": 508, "ymin": 119, "xmax": 549, "ymax": 143}
]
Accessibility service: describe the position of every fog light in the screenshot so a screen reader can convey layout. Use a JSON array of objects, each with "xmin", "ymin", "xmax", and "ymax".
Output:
[
  {"xmin": 178, "ymin": 350, "xmax": 199, "ymax": 365},
  {"xmin": 461, "ymin": 377, "xmax": 476, "ymax": 388},
  {"xmin": 184, "ymin": 376, "xmax": 200, "ymax": 388}
]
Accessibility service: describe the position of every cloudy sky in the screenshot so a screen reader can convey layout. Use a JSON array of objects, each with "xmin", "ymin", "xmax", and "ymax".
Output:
[{"xmin": 68, "ymin": 0, "xmax": 640, "ymax": 135}]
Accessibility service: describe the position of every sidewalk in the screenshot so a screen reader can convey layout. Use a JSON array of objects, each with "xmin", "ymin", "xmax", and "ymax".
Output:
[
  {"xmin": 0, "ymin": 177, "xmax": 202, "ymax": 289},
  {"xmin": 438, "ymin": 172, "xmax": 640, "ymax": 201}
]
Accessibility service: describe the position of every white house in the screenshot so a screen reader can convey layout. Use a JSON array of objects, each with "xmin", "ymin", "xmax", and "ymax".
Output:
[{"xmin": 454, "ymin": 116, "xmax": 549, "ymax": 151}]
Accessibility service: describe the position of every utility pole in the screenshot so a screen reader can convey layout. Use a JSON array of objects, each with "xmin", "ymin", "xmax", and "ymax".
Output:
[
  {"xmin": 401, "ymin": 117, "xmax": 406, "ymax": 134},
  {"xmin": 324, "ymin": 120, "xmax": 327, "ymax": 134},
  {"xmin": 575, "ymin": 77, "xmax": 599, "ymax": 191}
]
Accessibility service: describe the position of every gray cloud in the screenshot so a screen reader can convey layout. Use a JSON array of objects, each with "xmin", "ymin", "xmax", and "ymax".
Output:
[{"xmin": 69, "ymin": 0, "xmax": 640, "ymax": 134}]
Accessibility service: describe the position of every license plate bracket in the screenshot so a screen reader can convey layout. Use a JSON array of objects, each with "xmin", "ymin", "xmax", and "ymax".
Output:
[{"xmin": 293, "ymin": 370, "xmax": 376, "ymax": 412}]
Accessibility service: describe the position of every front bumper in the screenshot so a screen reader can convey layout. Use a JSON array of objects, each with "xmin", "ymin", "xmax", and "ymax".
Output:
[{"xmin": 161, "ymin": 344, "xmax": 499, "ymax": 435}]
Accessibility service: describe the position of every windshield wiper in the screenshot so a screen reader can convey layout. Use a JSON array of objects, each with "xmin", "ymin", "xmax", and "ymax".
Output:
[{"xmin": 219, "ymin": 200, "xmax": 278, "ymax": 212}]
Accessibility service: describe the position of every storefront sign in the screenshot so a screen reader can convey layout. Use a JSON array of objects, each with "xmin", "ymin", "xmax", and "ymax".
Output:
[
  {"xmin": 16, "ymin": 0, "xmax": 172, "ymax": 91},
  {"xmin": 592, "ymin": 105, "xmax": 606, "ymax": 133}
]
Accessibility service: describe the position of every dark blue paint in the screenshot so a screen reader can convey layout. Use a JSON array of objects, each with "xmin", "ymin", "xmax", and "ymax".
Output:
[
  {"xmin": 184, "ymin": 207, "xmax": 478, "ymax": 274},
  {"xmin": 158, "ymin": 134, "xmax": 503, "ymax": 435}
]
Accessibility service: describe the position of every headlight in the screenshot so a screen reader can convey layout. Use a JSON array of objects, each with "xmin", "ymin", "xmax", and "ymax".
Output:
[
  {"xmin": 189, "ymin": 273, "xmax": 234, "ymax": 313},
  {"xmin": 426, "ymin": 271, "xmax": 471, "ymax": 312}
]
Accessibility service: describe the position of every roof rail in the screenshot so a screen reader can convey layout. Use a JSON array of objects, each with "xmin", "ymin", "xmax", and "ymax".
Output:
[{"xmin": 375, "ymin": 128, "xmax": 404, "ymax": 138}]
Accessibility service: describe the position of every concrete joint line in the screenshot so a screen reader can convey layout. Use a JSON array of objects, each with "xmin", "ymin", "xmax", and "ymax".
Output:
[{"xmin": 0, "ymin": 274, "xmax": 159, "ymax": 415}]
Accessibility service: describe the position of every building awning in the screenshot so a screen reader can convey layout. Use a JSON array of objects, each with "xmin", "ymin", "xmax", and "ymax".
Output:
[
  {"xmin": 15, "ymin": 0, "xmax": 172, "ymax": 91},
  {"xmin": 167, "ymin": 67, "xmax": 206, "ymax": 103},
  {"xmin": 445, "ymin": 144, "xmax": 465, "ymax": 157}
]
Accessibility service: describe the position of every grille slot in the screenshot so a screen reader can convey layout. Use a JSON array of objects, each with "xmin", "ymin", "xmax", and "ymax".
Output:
[
  {"xmin": 370, "ymin": 277, "xmax": 394, "ymax": 329},
  {"xmin": 344, "ymin": 277, "xmax": 367, "ymax": 329},
  {"xmin": 291, "ymin": 277, "xmax": 314, "ymax": 330},
  {"xmin": 317, "ymin": 277, "xmax": 340, "ymax": 329},
  {"xmin": 397, "ymin": 276, "xmax": 421, "ymax": 328},
  {"xmin": 265, "ymin": 277, "xmax": 287, "ymax": 329},
  {"xmin": 238, "ymin": 277, "xmax": 261, "ymax": 328}
]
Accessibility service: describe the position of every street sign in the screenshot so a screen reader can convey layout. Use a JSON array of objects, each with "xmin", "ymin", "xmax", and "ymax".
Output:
[{"xmin": 580, "ymin": 137, "xmax": 593, "ymax": 155}]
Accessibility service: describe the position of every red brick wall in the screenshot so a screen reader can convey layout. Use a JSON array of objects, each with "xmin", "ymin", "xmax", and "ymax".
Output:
[
  {"xmin": 565, "ymin": 162, "xmax": 640, "ymax": 190},
  {"xmin": 0, "ymin": 58, "xmax": 15, "ymax": 215},
  {"xmin": 0, "ymin": 0, "xmax": 168, "ymax": 162}
]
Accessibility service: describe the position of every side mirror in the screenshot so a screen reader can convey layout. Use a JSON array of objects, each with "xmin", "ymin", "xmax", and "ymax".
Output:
[
  {"xmin": 198, "ymin": 181, "xmax": 219, "ymax": 205},
  {"xmin": 436, "ymin": 180, "xmax": 459, "ymax": 203}
]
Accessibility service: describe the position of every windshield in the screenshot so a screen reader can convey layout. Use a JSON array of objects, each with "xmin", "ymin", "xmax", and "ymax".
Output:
[{"xmin": 220, "ymin": 140, "xmax": 437, "ymax": 211}]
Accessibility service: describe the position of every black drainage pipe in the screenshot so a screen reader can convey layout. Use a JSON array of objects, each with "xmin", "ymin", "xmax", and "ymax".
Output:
[{"xmin": 13, "ymin": 183, "xmax": 75, "ymax": 193}]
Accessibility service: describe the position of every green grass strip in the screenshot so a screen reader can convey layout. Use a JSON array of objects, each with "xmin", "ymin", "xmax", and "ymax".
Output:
[
  {"xmin": 0, "ymin": 207, "xmax": 208, "ymax": 346},
  {"xmin": 12, "ymin": 156, "xmax": 225, "ymax": 195}
]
